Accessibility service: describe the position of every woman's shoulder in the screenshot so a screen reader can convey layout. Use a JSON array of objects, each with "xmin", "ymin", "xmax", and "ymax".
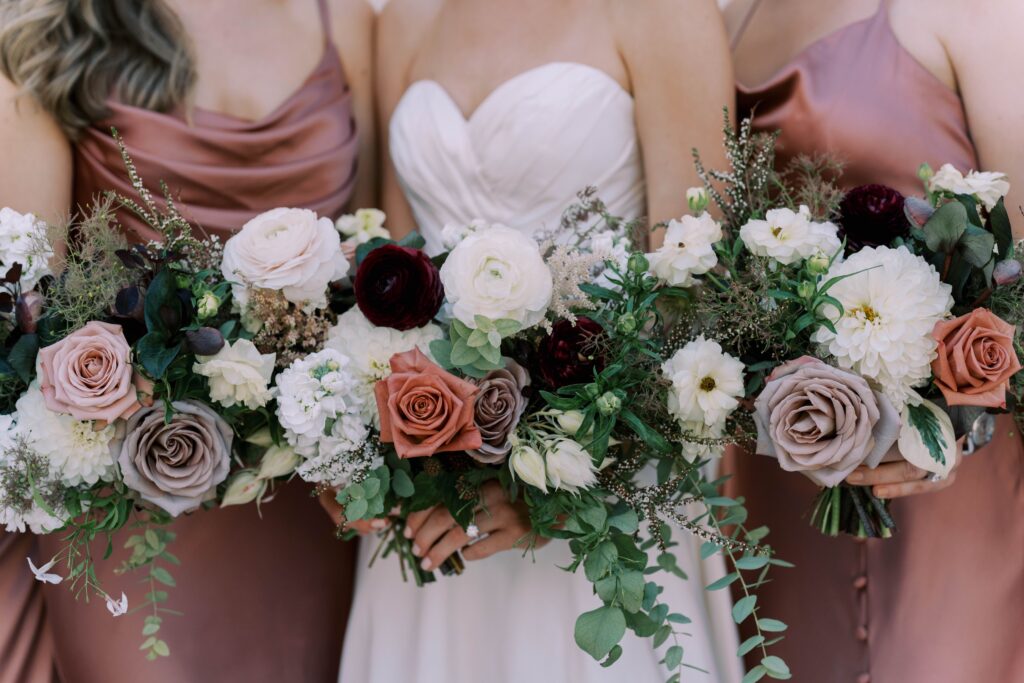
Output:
[
  {"xmin": 604, "ymin": 0, "xmax": 730, "ymax": 70},
  {"xmin": 378, "ymin": 0, "xmax": 442, "ymax": 40}
]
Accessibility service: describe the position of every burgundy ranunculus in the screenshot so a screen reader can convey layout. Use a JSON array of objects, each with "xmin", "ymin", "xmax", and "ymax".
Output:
[
  {"xmin": 537, "ymin": 317, "xmax": 606, "ymax": 388},
  {"xmin": 355, "ymin": 244, "xmax": 444, "ymax": 331},
  {"xmin": 838, "ymin": 184, "xmax": 909, "ymax": 252}
]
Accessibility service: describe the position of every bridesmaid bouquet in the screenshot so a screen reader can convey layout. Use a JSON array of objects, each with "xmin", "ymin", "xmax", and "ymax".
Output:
[
  {"xmin": 669, "ymin": 114, "xmax": 1023, "ymax": 539},
  {"xmin": 282, "ymin": 192, "xmax": 793, "ymax": 677}
]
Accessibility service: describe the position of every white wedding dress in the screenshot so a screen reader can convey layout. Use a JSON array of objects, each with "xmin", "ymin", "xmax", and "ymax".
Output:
[{"xmin": 339, "ymin": 62, "xmax": 742, "ymax": 683}]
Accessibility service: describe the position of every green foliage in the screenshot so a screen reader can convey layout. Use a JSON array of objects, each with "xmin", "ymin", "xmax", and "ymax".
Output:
[
  {"xmin": 430, "ymin": 317, "xmax": 519, "ymax": 378},
  {"xmin": 907, "ymin": 402, "xmax": 949, "ymax": 467}
]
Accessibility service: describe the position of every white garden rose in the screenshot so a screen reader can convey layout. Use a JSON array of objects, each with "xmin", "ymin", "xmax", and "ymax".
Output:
[
  {"xmin": 439, "ymin": 224, "xmax": 553, "ymax": 329},
  {"xmin": 929, "ymin": 164, "xmax": 1010, "ymax": 211},
  {"xmin": 324, "ymin": 308, "xmax": 444, "ymax": 426},
  {"xmin": 193, "ymin": 339, "xmax": 276, "ymax": 410},
  {"xmin": 663, "ymin": 336, "xmax": 745, "ymax": 427},
  {"xmin": 336, "ymin": 208, "xmax": 389, "ymax": 245},
  {"xmin": 812, "ymin": 246, "xmax": 953, "ymax": 406},
  {"xmin": 222, "ymin": 208, "xmax": 347, "ymax": 311},
  {"xmin": 509, "ymin": 444, "xmax": 547, "ymax": 492},
  {"xmin": 0, "ymin": 207, "xmax": 53, "ymax": 291},
  {"xmin": 544, "ymin": 438, "xmax": 598, "ymax": 493},
  {"xmin": 647, "ymin": 212, "xmax": 722, "ymax": 286},
  {"xmin": 740, "ymin": 205, "xmax": 840, "ymax": 265}
]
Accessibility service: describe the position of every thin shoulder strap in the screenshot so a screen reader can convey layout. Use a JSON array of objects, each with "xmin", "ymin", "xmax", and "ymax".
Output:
[
  {"xmin": 316, "ymin": 0, "xmax": 332, "ymax": 45},
  {"xmin": 730, "ymin": 0, "xmax": 765, "ymax": 51}
]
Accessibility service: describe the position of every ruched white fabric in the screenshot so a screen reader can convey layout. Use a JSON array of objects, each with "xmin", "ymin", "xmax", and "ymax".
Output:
[{"xmin": 340, "ymin": 62, "xmax": 742, "ymax": 683}]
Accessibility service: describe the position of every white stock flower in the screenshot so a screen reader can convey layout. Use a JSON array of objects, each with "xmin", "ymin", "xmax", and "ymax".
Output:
[
  {"xmin": 336, "ymin": 208, "xmax": 389, "ymax": 245},
  {"xmin": 929, "ymin": 164, "xmax": 1011, "ymax": 211},
  {"xmin": 440, "ymin": 224, "xmax": 553, "ymax": 329},
  {"xmin": 740, "ymin": 206, "xmax": 840, "ymax": 265},
  {"xmin": 812, "ymin": 246, "xmax": 953, "ymax": 406},
  {"xmin": 16, "ymin": 384, "xmax": 119, "ymax": 486},
  {"xmin": 0, "ymin": 208, "xmax": 53, "ymax": 291},
  {"xmin": 663, "ymin": 337, "xmax": 745, "ymax": 427},
  {"xmin": 222, "ymin": 208, "xmax": 347, "ymax": 311},
  {"xmin": 194, "ymin": 339, "xmax": 276, "ymax": 410},
  {"xmin": 440, "ymin": 219, "xmax": 487, "ymax": 252},
  {"xmin": 509, "ymin": 444, "xmax": 547, "ymax": 492},
  {"xmin": 544, "ymin": 438, "xmax": 598, "ymax": 493},
  {"xmin": 324, "ymin": 308, "xmax": 443, "ymax": 426},
  {"xmin": 647, "ymin": 212, "xmax": 722, "ymax": 286}
]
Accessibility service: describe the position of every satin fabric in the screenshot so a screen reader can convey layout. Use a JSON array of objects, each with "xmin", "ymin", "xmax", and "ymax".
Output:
[
  {"xmin": 340, "ymin": 62, "xmax": 743, "ymax": 683},
  {"xmin": 729, "ymin": 3, "xmax": 1024, "ymax": 682},
  {"xmin": 0, "ymin": 533, "xmax": 57, "ymax": 683}
]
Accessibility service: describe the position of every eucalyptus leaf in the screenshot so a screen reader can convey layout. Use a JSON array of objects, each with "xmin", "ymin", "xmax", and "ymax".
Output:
[
  {"xmin": 574, "ymin": 606, "xmax": 627, "ymax": 660},
  {"xmin": 922, "ymin": 201, "xmax": 968, "ymax": 253}
]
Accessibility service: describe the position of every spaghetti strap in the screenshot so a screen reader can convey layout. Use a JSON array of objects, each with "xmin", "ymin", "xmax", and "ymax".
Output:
[
  {"xmin": 316, "ymin": 0, "xmax": 332, "ymax": 45},
  {"xmin": 730, "ymin": 0, "xmax": 765, "ymax": 51}
]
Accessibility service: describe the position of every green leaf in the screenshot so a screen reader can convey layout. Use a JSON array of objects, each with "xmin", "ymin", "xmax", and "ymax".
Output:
[
  {"xmin": 355, "ymin": 237, "xmax": 393, "ymax": 265},
  {"xmin": 989, "ymin": 198, "xmax": 1013, "ymax": 258},
  {"xmin": 151, "ymin": 567, "xmax": 176, "ymax": 587},
  {"xmin": 397, "ymin": 231, "xmax": 426, "ymax": 250},
  {"xmin": 584, "ymin": 541, "xmax": 618, "ymax": 582},
  {"xmin": 477, "ymin": 340, "xmax": 502, "ymax": 365},
  {"xmin": 136, "ymin": 333, "xmax": 182, "ymax": 380},
  {"xmin": 595, "ymin": 575, "xmax": 618, "ymax": 604},
  {"xmin": 735, "ymin": 555, "xmax": 770, "ymax": 571},
  {"xmin": 706, "ymin": 572, "xmax": 739, "ymax": 591},
  {"xmin": 738, "ymin": 635, "xmax": 765, "ymax": 657},
  {"xmin": 493, "ymin": 319, "xmax": 522, "ymax": 337},
  {"xmin": 143, "ymin": 268, "xmax": 180, "ymax": 333},
  {"xmin": 142, "ymin": 623, "xmax": 161, "ymax": 636},
  {"xmin": 617, "ymin": 570, "xmax": 645, "ymax": 613},
  {"xmin": 958, "ymin": 226, "xmax": 995, "ymax": 268},
  {"xmin": 761, "ymin": 656, "xmax": 791, "ymax": 678},
  {"xmin": 574, "ymin": 606, "xmax": 627, "ymax": 660},
  {"xmin": 653, "ymin": 624, "xmax": 672, "ymax": 648},
  {"xmin": 8, "ymin": 333, "xmax": 38, "ymax": 384},
  {"xmin": 600, "ymin": 645, "xmax": 623, "ymax": 668},
  {"xmin": 742, "ymin": 665, "xmax": 768, "ymax": 683},
  {"xmin": 152, "ymin": 640, "xmax": 170, "ymax": 657},
  {"xmin": 665, "ymin": 645, "xmax": 684, "ymax": 670},
  {"xmin": 732, "ymin": 595, "xmax": 757, "ymax": 623},
  {"xmin": 428, "ymin": 340, "xmax": 453, "ymax": 369},
  {"xmin": 607, "ymin": 506, "xmax": 639, "ymax": 534},
  {"xmin": 619, "ymin": 409, "xmax": 671, "ymax": 453},
  {"xmin": 907, "ymin": 402, "xmax": 949, "ymax": 466},
  {"xmin": 922, "ymin": 201, "xmax": 968, "ymax": 253},
  {"xmin": 392, "ymin": 470, "xmax": 415, "ymax": 498},
  {"xmin": 578, "ymin": 503, "xmax": 608, "ymax": 532},
  {"xmin": 450, "ymin": 339, "xmax": 478, "ymax": 366},
  {"xmin": 346, "ymin": 497, "xmax": 369, "ymax": 520},
  {"xmin": 756, "ymin": 618, "xmax": 788, "ymax": 633},
  {"xmin": 466, "ymin": 328, "xmax": 490, "ymax": 348},
  {"xmin": 145, "ymin": 529, "xmax": 160, "ymax": 549}
]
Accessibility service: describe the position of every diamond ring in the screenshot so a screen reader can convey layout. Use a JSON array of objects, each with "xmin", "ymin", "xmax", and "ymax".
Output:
[{"xmin": 466, "ymin": 524, "xmax": 480, "ymax": 540}]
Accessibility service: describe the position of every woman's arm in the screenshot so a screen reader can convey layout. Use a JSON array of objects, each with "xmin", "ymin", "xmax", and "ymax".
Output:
[
  {"xmin": 0, "ymin": 75, "xmax": 72, "ymax": 223},
  {"xmin": 610, "ymin": 0, "xmax": 734, "ymax": 249},
  {"xmin": 331, "ymin": 0, "xmax": 379, "ymax": 211}
]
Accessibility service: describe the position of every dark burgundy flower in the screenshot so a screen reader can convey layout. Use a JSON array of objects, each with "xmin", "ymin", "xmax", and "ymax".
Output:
[
  {"xmin": 537, "ymin": 317, "xmax": 606, "ymax": 388},
  {"xmin": 355, "ymin": 244, "xmax": 444, "ymax": 330},
  {"xmin": 838, "ymin": 184, "xmax": 909, "ymax": 252}
]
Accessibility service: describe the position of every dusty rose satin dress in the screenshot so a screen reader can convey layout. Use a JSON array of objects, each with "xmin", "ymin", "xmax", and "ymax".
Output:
[
  {"xmin": 2, "ymin": 1, "xmax": 359, "ymax": 681},
  {"xmin": 727, "ymin": 3, "xmax": 1024, "ymax": 682}
]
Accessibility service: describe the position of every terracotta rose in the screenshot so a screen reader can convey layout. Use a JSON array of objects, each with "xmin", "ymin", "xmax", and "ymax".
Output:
[
  {"xmin": 375, "ymin": 348, "xmax": 482, "ymax": 458},
  {"xmin": 932, "ymin": 309, "xmax": 1021, "ymax": 408}
]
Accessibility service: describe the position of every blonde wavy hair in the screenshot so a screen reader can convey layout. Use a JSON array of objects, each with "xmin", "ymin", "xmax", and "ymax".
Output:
[{"xmin": 0, "ymin": 0, "xmax": 195, "ymax": 138}]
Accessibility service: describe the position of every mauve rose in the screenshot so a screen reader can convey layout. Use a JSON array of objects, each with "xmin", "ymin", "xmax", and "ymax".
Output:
[
  {"xmin": 754, "ymin": 357, "xmax": 901, "ymax": 487},
  {"xmin": 537, "ymin": 317, "xmax": 605, "ymax": 389},
  {"xmin": 355, "ymin": 244, "xmax": 444, "ymax": 331},
  {"xmin": 932, "ymin": 309, "xmax": 1022, "ymax": 408},
  {"xmin": 838, "ymin": 184, "xmax": 908, "ymax": 252},
  {"xmin": 375, "ymin": 348, "xmax": 482, "ymax": 458},
  {"xmin": 38, "ymin": 321, "xmax": 150, "ymax": 424},
  {"xmin": 467, "ymin": 360, "xmax": 530, "ymax": 464},
  {"xmin": 119, "ymin": 400, "xmax": 233, "ymax": 517}
]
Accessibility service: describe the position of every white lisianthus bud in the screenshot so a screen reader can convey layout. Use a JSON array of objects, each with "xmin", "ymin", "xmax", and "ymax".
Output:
[
  {"xmin": 555, "ymin": 410, "xmax": 586, "ymax": 436},
  {"xmin": 220, "ymin": 471, "xmax": 266, "ymax": 508},
  {"xmin": 686, "ymin": 187, "xmax": 709, "ymax": 214},
  {"xmin": 197, "ymin": 291, "xmax": 222, "ymax": 320},
  {"xmin": 806, "ymin": 252, "xmax": 831, "ymax": 275},
  {"xmin": 246, "ymin": 427, "xmax": 274, "ymax": 447},
  {"xmin": 544, "ymin": 438, "xmax": 598, "ymax": 494},
  {"xmin": 509, "ymin": 445, "xmax": 548, "ymax": 492},
  {"xmin": 257, "ymin": 444, "xmax": 301, "ymax": 480}
]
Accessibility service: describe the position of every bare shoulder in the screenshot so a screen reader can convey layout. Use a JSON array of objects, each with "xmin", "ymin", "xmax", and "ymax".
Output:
[
  {"xmin": 906, "ymin": 0, "xmax": 1024, "ymax": 48},
  {"xmin": 327, "ymin": 0, "xmax": 374, "ymax": 29},
  {"xmin": 604, "ymin": 0, "xmax": 726, "ymax": 44},
  {"xmin": 378, "ymin": 0, "xmax": 441, "ymax": 43}
]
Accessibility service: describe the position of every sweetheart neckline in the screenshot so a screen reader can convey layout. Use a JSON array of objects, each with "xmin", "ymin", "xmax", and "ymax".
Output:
[{"xmin": 400, "ymin": 62, "xmax": 632, "ymax": 123}]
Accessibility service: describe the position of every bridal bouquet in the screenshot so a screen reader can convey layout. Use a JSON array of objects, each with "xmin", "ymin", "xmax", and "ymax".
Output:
[
  {"xmin": 668, "ymin": 113, "xmax": 1023, "ymax": 540},
  {"xmin": 285, "ymin": 192, "xmax": 791, "ymax": 678}
]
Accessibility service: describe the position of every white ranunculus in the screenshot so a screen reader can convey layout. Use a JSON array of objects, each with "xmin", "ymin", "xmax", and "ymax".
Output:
[
  {"xmin": 324, "ymin": 308, "xmax": 443, "ymax": 426},
  {"xmin": 222, "ymin": 208, "xmax": 347, "ymax": 311},
  {"xmin": 0, "ymin": 207, "xmax": 53, "ymax": 291},
  {"xmin": 812, "ymin": 246, "xmax": 953, "ymax": 407},
  {"xmin": 929, "ymin": 163, "xmax": 1011, "ymax": 212},
  {"xmin": 509, "ymin": 444, "xmax": 548, "ymax": 492},
  {"xmin": 663, "ymin": 336, "xmax": 745, "ymax": 427},
  {"xmin": 256, "ymin": 444, "xmax": 302, "ymax": 480},
  {"xmin": 647, "ymin": 212, "xmax": 722, "ymax": 286},
  {"xmin": 440, "ymin": 224, "xmax": 553, "ymax": 329},
  {"xmin": 193, "ymin": 339, "xmax": 276, "ymax": 410},
  {"xmin": 740, "ymin": 205, "xmax": 840, "ymax": 265},
  {"xmin": 15, "ymin": 384, "xmax": 120, "ymax": 486},
  {"xmin": 544, "ymin": 438, "xmax": 598, "ymax": 493},
  {"xmin": 336, "ymin": 208, "xmax": 389, "ymax": 245}
]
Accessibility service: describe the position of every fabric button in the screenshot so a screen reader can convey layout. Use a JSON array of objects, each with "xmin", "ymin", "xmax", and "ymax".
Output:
[
  {"xmin": 853, "ymin": 575, "xmax": 868, "ymax": 590},
  {"xmin": 857, "ymin": 674, "xmax": 871, "ymax": 683},
  {"xmin": 856, "ymin": 626, "xmax": 869, "ymax": 641}
]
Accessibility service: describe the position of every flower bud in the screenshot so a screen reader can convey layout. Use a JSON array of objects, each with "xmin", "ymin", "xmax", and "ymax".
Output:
[
  {"xmin": 616, "ymin": 312, "xmax": 638, "ymax": 335},
  {"xmin": 627, "ymin": 252, "xmax": 649, "ymax": 275},
  {"xmin": 197, "ymin": 291, "xmax": 222, "ymax": 320},
  {"xmin": 917, "ymin": 163, "xmax": 935, "ymax": 185},
  {"xmin": 583, "ymin": 383, "xmax": 601, "ymax": 400},
  {"xmin": 15, "ymin": 290, "xmax": 44, "ymax": 334},
  {"xmin": 257, "ymin": 444, "xmax": 301, "ymax": 480},
  {"xmin": 186, "ymin": 327, "xmax": 226, "ymax": 356},
  {"xmin": 509, "ymin": 445, "xmax": 547, "ymax": 492},
  {"xmin": 220, "ymin": 471, "xmax": 266, "ymax": 508},
  {"xmin": 544, "ymin": 438, "xmax": 598, "ymax": 493},
  {"xmin": 806, "ymin": 252, "xmax": 830, "ymax": 276},
  {"xmin": 993, "ymin": 259, "xmax": 1022, "ymax": 286},
  {"xmin": 555, "ymin": 410, "xmax": 586, "ymax": 436},
  {"xmin": 797, "ymin": 280, "xmax": 817, "ymax": 300},
  {"xmin": 903, "ymin": 196, "xmax": 936, "ymax": 228},
  {"xmin": 686, "ymin": 187, "xmax": 710, "ymax": 214},
  {"xmin": 246, "ymin": 427, "xmax": 274, "ymax": 448},
  {"xmin": 596, "ymin": 391, "xmax": 622, "ymax": 416}
]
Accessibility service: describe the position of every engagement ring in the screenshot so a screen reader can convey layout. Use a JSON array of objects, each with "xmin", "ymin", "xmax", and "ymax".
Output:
[{"xmin": 466, "ymin": 524, "xmax": 480, "ymax": 540}]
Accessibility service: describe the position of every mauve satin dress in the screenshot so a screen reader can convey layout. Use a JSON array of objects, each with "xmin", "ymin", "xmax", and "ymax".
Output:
[
  {"xmin": 726, "ymin": 3, "xmax": 1024, "ymax": 683},
  {"xmin": 1, "ymin": 2, "xmax": 360, "ymax": 681}
]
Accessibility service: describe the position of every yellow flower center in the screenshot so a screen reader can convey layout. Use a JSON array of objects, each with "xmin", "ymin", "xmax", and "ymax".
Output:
[
  {"xmin": 770, "ymin": 226, "xmax": 783, "ymax": 238},
  {"xmin": 850, "ymin": 305, "xmax": 880, "ymax": 323},
  {"xmin": 699, "ymin": 376, "xmax": 717, "ymax": 392}
]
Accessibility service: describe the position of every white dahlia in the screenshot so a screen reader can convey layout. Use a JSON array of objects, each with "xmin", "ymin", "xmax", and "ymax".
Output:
[
  {"xmin": 324, "ymin": 308, "xmax": 443, "ymax": 426},
  {"xmin": 647, "ymin": 212, "xmax": 723, "ymax": 286},
  {"xmin": 740, "ymin": 205, "xmax": 840, "ymax": 265},
  {"xmin": 15, "ymin": 384, "xmax": 120, "ymax": 486},
  {"xmin": 812, "ymin": 246, "xmax": 953, "ymax": 406},
  {"xmin": 663, "ymin": 337, "xmax": 745, "ymax": 427}
]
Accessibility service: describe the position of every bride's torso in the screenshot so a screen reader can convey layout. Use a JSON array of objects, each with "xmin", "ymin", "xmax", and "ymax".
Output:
[{"xmin": 389, "ymin": 61, "xmax": 646, "ymax": 254}]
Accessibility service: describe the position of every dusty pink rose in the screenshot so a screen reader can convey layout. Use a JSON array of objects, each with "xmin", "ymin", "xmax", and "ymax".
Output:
[
  {"xmin": 38, "ymin": 321, "xmax": 150, "ymax": 424},
  {"xmin": 932, "ymin": 309, "xmax": 1022, "ymax": 408},
  {"xmin": 754, "ymin": 357, "xmax": 901, "ymax": 487},
  {"xmin": 375, "ymin": 348, "xmax": 482, "ymax": 458}
]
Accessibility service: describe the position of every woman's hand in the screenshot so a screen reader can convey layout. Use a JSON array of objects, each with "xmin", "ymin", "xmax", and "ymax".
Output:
[
  {"xmin": 317, "ymin": 486, "xmax": 391, "ymax": 535},
  {"xmin": 845, "ymin": 437, "xmax": 964, "ymax": 499},
  {"xmin": 404, "ymin": 481, "xmax": 547, "ymax": 571}
]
